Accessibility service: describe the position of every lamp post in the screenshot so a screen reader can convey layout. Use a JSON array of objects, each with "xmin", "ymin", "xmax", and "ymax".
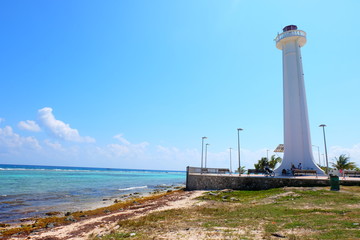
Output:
[
  {"xmin": 319, "ymin": 124, "xmax": 329, "ymax": 174},
  {"xmin": 201, "ymin": 137, "xmax": 207, "ymax": 173},
  {"xmin": 237, "ymin": 128, "xmax": 243, "ymax": 176},
  {"xmin": 312, "ymin": 145, "xmax": 321, "ymax": 166},
  {"xmin": 229, "ymin": 147, "xmax": 232, "ymax": 174},
  {"xmin": 205, "ymin": 143, "xmax": 209, "ymax": 168},
  {"xmin": 267, "ymin": 149, "xmax": 269, "ymax": 161}
]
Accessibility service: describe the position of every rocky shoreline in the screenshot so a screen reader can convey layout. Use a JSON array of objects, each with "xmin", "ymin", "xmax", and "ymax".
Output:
[
  {"xmin": 0, "ymin": 186, "xmax": 191, "ymax": 239},
  {"xmin": 0, "ymin": 184, "xmax": 184, "ymax": 227}
]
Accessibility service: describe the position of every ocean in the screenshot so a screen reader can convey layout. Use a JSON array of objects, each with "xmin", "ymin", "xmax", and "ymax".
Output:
[{"xmin": 0, "ymin": 164, "xmax": 186, "ymax": 224}]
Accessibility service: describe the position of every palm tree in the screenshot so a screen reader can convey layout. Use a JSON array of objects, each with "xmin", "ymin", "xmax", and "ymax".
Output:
[
  {"xmin": 269, "ymin": 155, "xmax": 282, "ymax": 169},
  {"xmin": 331, "ymin": 154, "xmax": 357, "ymax": 170},
  {"xmin": 236, "ymin": 166, "xmax": 246, "ymax": 174},
  {"xmin": 254, "ymin": 157, "xmax": 268, "ymax": 171}
]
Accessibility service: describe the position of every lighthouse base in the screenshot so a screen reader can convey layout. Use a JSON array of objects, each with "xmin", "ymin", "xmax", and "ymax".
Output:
[{"xmin": 274, "ymin": 156, "xmax": 325, "ymax": 176}]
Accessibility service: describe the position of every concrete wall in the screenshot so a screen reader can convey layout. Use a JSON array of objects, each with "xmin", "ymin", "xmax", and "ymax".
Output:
[{"xmin": 186, "ymin": 173, "xmax": 360, "ymax": 191}]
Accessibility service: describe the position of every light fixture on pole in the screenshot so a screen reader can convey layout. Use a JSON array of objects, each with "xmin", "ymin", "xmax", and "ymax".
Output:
[
  {"xmin": 201, "ymin": 137, "xmax": 207, "ymax": 173},
  {"xmin": 237, "ymin": 128, "xmax": 243, "ymax": 176},
  {"xmin": 205, "ymin": 143, "xmax": 210, "ymax": 168},
  {"xmin": 229, "ymin": 147, "xmax": 232, "ymax": 174},
  {"xmin": 319, "ymin": 124, "xmax": 329, "ymax": 174},
  {"xmin": 312, "ymin": 145, "xmax": 321, "ymax": 166}
]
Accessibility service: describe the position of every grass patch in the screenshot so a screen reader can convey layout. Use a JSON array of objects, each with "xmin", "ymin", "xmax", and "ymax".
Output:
[
  {"xmin": 4, "ymin": 186, "xmax": 360, "ymax": 239},
  {"xmin": 94, "ymin": 186, "xmax": 360, "ymax": 239},
  {"xmin": 199, "ymin": 188, "xmax": 286, "ymax": 203}
]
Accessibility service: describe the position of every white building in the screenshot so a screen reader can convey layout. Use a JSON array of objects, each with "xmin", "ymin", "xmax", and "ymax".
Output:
[{"xmin": 274, "ymin": 25, "xmax": 324, "ymax": 175}]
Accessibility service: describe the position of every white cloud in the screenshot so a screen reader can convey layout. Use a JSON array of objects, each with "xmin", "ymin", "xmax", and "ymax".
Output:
[
  {"xmin": 44, "ymin": 139, "xmax": 64, "ymax": 151},
  {"xmin": 0, "ymin": 126, "xmax": 41, "ymax": 151},
  {"xmin": 107, "ymin": 134, "xmax": 149, "ymax": 157},
  {"xmin": 329, "ymin": 144, "xmax": 360, "ymax": 165},
  {"xmin": 38, "ymin": 107, "xmax": 95, "ymax": 143},
  {"xmin": 107, "ymin": 143, "xmax": 131, "ymax": 156},
  {"xmin": 0, "ymin": 118, "xmax": 5, "ymax": 124},
  {"xmin": 106, "ymin": 134, "xmax": 149, "ymax": 158},
  {"xmin": 18, "ymin": 120, "xmax": 41, "ymax": 132},
  {"xmin": 113, "ymin": 134, "xmax": 131, "ymax": 145}
]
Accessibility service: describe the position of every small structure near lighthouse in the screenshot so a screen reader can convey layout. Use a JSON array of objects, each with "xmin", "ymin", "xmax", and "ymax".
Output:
[{"xmin": 274, "ymin": 25, "xmax": 324, "ymax": 175}]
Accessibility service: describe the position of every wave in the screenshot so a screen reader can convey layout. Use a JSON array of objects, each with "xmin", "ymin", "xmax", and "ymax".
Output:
[
  {"xmin": 118, "ymin": 186, "xmax": 148, "ymax": 191},
  {"xmin": 0, "ymin": 168, "xmax": 94, "ymax": 172}
]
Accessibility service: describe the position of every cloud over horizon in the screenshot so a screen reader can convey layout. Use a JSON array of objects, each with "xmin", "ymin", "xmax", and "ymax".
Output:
[
  {"xmin": 0, "ymin": 126, "xmax": 41, "ymax": 152},
  {"xmin": 1, "ymin": 108, "xmax": 360, "ymax": 171},
  {"xmin": 38, "ymin": 107, "xmax": 95, "ymax": 143},
  {"xmin": 18, "ymin": 120, "xmax": 41, "ymax": 132}
]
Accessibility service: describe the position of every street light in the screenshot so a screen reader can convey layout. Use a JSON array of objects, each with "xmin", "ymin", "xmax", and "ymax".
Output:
[
  {"xmin": 237, "ymin": 128, "xmax": 243, "ymax": 176},
  {"xmin": 201, "ymin": 137, "xmax": 207, "ymax": 173},
  {"xmin": 205, "ymin": 143, "xmax": 210, "ymax": 168},
  {"xmin": 319, "ymin": 124, "xmax": 329, "ymax": 174},
  {"xmin": 229, "ymin": 147, "xmax": 232, "ymax": 174},
  {"xmin": 312, "ymin": 145, "xmax": 321, "ymax": 166}
]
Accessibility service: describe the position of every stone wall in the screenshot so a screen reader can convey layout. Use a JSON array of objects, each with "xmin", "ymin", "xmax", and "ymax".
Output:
[{"xmin": 186, "ymin": 173, "xmax": 360, "ymax": 191}]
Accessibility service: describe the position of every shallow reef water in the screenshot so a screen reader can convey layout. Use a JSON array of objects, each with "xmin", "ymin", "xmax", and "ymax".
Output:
[{"xmin": 0, "ymin": 164, "xmax": 185, "ymax": 223}]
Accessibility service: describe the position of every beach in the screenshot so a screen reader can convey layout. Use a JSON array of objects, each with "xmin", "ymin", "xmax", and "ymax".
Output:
[
  {"xmin": 1, "ymin": 189, "xmax": 205, "ymax": 239},
  {"xmin": 3, "ymin": 186, "xmax": 360, "ymax": 239}
]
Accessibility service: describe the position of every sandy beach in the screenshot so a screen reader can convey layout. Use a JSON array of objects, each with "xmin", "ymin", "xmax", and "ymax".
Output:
[
  {"xmin": 4, "ymin": 186, "xmax": 360, "ymax": 239},
  {"xmin": 2, "ymin": 190, "xmax": 204, "ymax": 240}
]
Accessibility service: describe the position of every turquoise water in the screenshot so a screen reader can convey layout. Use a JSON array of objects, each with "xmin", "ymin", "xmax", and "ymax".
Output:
[{"xmin": 0, "ymin": 164, "xmax": 186, "ymax": 223}]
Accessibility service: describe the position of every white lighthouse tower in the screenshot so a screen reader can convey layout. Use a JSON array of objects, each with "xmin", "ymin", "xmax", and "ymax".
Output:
[{"xmin": 274, "ymin": 25, "xmax": 324, "ymax": 175}]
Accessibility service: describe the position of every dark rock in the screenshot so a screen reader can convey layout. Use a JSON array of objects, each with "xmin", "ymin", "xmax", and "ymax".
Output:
[
  {"xmin": 65, "ymin": 216, "xmax": 76, "ymax": 222},
  {"xmin": 271, "ymin": 233, "xmax": 286, "ymax": 238},
  {"xmin": 65, "ymin": 212, "xmax": 72, "ymax": 216},
  {"xmin": 103, "ymin": 210, "xmax": 111, "ymax": 213}
]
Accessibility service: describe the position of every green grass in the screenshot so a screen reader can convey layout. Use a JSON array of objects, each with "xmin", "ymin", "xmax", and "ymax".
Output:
[
  {"xmin": 199, "ymin": 188, "xmax": 286, "ymax": 203},
  {"xmin": 6, "ymin": 186, "xmax": 359, "ymax": 239},
  {"xmin": 92, "ymin": 186, "xmax": 360, "ymax": 239},
  {"xmin": 95, "ymin": 187, "xmax": 360, "ymax": 239}
]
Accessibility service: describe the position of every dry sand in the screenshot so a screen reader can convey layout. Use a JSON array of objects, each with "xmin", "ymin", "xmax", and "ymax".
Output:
[{"xmin": 6, "ymin": 190, "xmax": 205, "ymax": 240}]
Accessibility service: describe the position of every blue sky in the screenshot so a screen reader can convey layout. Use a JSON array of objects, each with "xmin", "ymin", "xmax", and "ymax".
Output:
[{"xmin": 0, "ymin": 0, "xmax": 359, "ymax": 170}]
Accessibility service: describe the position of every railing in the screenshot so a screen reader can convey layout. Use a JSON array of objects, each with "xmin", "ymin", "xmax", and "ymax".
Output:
[
  {"xmin": 187, "ymin": 166, "xmax": 230, "ymax": 174},
  {"xmin": 274, "ymin": 30, "xmax": 306, "ymax": 43}
]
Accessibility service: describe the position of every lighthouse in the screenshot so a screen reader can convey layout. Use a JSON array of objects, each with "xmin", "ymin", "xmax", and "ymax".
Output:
[{"xmin": 274, "ymin": 25, "xmax": 324, "ymax": 175}]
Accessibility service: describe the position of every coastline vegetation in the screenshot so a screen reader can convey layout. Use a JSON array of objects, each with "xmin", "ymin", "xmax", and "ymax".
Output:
[
  {"xmin": 0, "ymin": 189, "xmax": 179, "ymax": 238},
  {"xmin": 2, "ymin": 186, "xmax": 360, "ymax": 239},
  {"xmin": 94, "ymin": 186, "xmax": 360, "ymax": 240}
]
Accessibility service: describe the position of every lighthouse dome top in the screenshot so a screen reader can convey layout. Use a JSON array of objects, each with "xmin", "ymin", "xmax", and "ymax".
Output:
[
  {"xmin": 275, "ymin": 25, "xmax": 306, "ymax": 50},
  {"xmin": 283, "ymin": 25, "xmax": 297, "ymax": 32}
]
